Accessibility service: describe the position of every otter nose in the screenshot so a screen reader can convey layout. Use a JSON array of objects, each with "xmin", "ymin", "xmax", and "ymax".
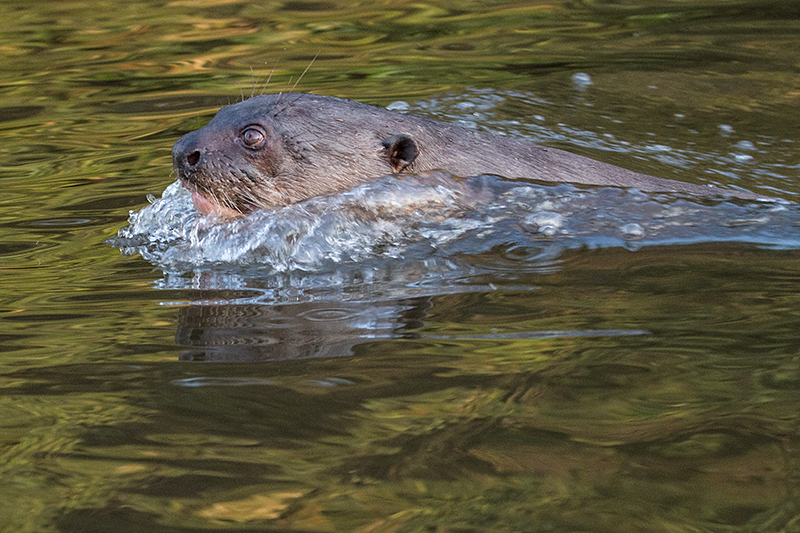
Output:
[
  {"xmin": 186, "ymin": 150, "xmax": 200, "ymax": 167},
  {"xmin": 172, "ymin": 132, "xmax": 203, "ymax": 175}
]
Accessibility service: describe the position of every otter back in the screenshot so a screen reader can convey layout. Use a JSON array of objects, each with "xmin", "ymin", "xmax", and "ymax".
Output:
[{"xmin": 171, "ymin": 93, "xmax": 768, "ymax": 217}]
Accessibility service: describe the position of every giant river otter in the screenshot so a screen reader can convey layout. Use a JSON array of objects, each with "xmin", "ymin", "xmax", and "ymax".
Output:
[{"xmin": 172, "ymin": 93, "xmax": 766, "ymax": 218}]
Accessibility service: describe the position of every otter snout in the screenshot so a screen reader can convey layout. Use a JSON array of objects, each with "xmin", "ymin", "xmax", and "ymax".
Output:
[{"xmin": 172, "ymin": 131, "xmax": 204, "ymax": 181}]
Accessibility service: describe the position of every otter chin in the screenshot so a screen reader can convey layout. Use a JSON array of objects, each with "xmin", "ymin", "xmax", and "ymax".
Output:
[
  {"xmin": 172, "ymin": 93, "xmax": 768, "ymax": 218},
  {"xmin": 186, "ymin": 185, "xmax": 242, "ymax": 219}
]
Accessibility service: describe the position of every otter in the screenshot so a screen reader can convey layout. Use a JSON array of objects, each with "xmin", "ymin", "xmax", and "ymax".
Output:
[{"xmin": 172, "ymin": 93, "xmax": 766, "ymax": 218}]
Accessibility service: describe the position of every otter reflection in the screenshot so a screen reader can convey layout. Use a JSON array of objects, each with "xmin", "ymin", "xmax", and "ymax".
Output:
[{"xmin": 176, "ymin": 298, "xmax": 431, "ymax": 362}]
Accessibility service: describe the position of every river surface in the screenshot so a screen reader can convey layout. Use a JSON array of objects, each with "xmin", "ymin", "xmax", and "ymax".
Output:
[{"xmin": 2, "ymin": 1, "xmax": 800, "ymax": 532}]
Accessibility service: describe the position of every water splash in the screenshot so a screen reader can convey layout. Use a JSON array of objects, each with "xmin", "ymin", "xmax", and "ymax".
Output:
[{"xmin": 111, "ymin": 173, "xmax": 798, "ymax": 280}]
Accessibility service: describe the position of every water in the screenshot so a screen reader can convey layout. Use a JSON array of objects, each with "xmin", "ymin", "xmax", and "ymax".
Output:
[
  {"xmin": 2, "ymin": 1, "xmax": 800, "ymax": 531},
  {"xmin": 113, "ymin": 175, "xmax": 797, "ymax": 267}
]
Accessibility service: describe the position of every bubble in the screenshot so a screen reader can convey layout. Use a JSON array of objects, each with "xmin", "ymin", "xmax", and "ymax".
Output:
[
  {"xmin": 523, "ymin": 212, "xmax": 565, "ymax": 236},
  {"xmin": 620, "ymin": 223, "xmax": 645, "ymax": 239}
]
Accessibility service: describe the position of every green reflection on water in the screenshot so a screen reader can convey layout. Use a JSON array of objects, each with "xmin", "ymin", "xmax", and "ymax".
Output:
[
  {"xmin": 3, "ymin": 302, "xmax": 798, "ymax": 532},
  {"xmin": 3, "ymin": 245, "xmax": 800, "ymax": 531}
]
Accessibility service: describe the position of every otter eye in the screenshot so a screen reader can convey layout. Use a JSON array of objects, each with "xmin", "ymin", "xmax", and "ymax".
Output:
[{"xmin": 241, "ymin": 126, "xmax": 266, "ymax": 148}]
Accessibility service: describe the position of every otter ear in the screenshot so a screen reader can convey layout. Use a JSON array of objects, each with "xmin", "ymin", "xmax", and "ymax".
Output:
[{"xmin": 382, "ymin": 134, "xmax": 419, "ymax": 173}]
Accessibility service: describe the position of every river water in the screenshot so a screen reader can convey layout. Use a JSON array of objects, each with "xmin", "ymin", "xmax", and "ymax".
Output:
[{"xmin": 1, "ymin": 1, "xmax": 799, "ymax": 532}]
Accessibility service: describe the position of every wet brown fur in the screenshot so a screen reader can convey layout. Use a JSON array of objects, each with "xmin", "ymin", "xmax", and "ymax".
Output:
[{"xmin": 172, "ymin": 93, "xmax": 766, "ymax": 216}]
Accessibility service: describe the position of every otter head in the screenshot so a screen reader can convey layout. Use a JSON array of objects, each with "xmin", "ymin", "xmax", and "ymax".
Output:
[
  {"xmin": 172, "ymin": 98, "xmax": 292, "ymax": 218},
  {"xmin": 172, "ymin": 94, "xmax": 421, "ymax": 218}
]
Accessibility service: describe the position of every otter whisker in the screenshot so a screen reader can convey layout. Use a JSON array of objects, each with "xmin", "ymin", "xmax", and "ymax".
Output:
[
  {"xmin": 274, "ymin": 52, "xmax": 319, "ymax": 115},
  {"xmin": 275, "ymin": 79, "xmax": 291, "ymax": 106},
  {"xmin": 287, "ymin": 51, "xmax": 318, "ymax": 95},
  {"xmin": 204, "ymin": 188, "xmax": 219, "ymax": 208},
  {"xmin": 242, "ymin": 169, "xmax": 261, "ymax": 184},
  {"xmin": 260, "ymin": 59, "xmax": 280, "ymax": 96},
  {"xmin": 282, "ymin": 77, "xmax": 294, "ymax": 97},
  {"xmin": 240, "ymin": 189, "xmax": 262, "ymax": 211},
  {"xmin": 287, "ymin": 54, "xmax": 319, "ymax": 108},
  {"xmin": 215, "ymin": 186, "xmax": 233, "ymax": 210},
  {"xmin": 288, "ymin": 91, "xmax": 309, "ymax": 109}
]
